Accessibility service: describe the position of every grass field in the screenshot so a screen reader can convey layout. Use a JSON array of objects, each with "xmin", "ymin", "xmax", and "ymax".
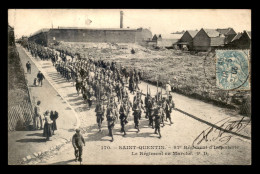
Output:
[{"xmin": 52, "ymin": 42, "xmax": 251, "ymax": 116}]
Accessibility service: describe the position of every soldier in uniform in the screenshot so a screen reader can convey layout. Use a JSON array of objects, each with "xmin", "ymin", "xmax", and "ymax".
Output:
[
  {"xmin": 72, "ymin": 129, "xmax": 85, "ymax": 162},
  {"xmin": 119, "ymin": 101, "xmax": 128, "ymax": 136},
  {"xmin": 154, "ymin": 103, "xmax": 163, "ymax": 138},
  {"xmin": 95, "ymin": 101, "xmax": 105, "ymax": 132},
  {"xmin": 161, "ymin": 97, "xmax": 166, "ymax": 127},
  {"xmin": 144, "ymin": 93, "xmax": 152, "ymax": 119},
  {"xmin": 165, "ymin": 95, "xmax": 175, "ymax": 125},
  {"xmin": 75, "ymin": 77, "xmax": 82, "ymax": 96},
  {"xmin": 129, "ymin": 75, "xmax": 134, "ymax": 94},
  {"xmin": 87, "ymin": 87, "xmax": 95, "ymax": 109},
  {"xmin": 106, "ymin": 103, "xmax": 116, "ymax": 142},
  {"xmin": 132, "ymin": 99, "xmax": 144, "ymax": 133},
  {"xmin": 133, "ymin": 91, "xmax": 143, "ymax": 104},
  {"xmin": 148, "ymin": 98, "xmax": 156, "ymax": 129}
]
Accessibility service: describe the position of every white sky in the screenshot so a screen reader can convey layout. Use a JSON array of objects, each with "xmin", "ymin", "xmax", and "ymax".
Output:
[{"xmin": 8, "ymin": 9, "xmax": 251, "ymax": 39}]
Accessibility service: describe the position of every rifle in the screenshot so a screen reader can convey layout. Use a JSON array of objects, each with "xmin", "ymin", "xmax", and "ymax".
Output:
[
  {"xmin": 161, "ymin": 83, "xmax": 163, "ymax": 101},
  {"xmin": 147, "ymin": 84, "xmax": 148, "ymax": 97},
  {"xmin": 156, "ymin": 78, "xmax": 158, "ymax": 102}
]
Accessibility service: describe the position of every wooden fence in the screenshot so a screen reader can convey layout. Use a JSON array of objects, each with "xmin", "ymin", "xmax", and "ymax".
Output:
[{"xmin": 8, "ymin": 100, "xmax": 34, "ymax": 131}]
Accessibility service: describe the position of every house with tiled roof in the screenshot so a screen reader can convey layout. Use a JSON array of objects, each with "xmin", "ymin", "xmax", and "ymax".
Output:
[
  {"xmin": 216, "ymin": 28, "xmax": 237, "ymax": 44},
  {"xmin": 175, "ymin": 30, "xmax": 199, "ymax": 50},
  {"xmin": 228, "ymin": 30, "xmax": 251, "ymax": 49},
  {"xmin": 231, "ymin": 32, "xmax": 243, "ymax": 42},
  {"xmin": 193, "ymin": 28, "xmax": 225, "ymax": 51}
]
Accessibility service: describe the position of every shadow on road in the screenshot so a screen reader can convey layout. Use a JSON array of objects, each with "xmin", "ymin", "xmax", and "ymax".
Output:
[
  {"xmin": 67, "ymin": 93, "xmax": 78, "ymax": 98},
  {"xmin": 16, "ymin": 138, "xmax": 46, "ymax": 143},
  {"xmin": 67, "ymin": 97, "xmax": 83, "ymax": 103},
  {"xmin": 83, "ymin": 118, "xmax": 157, "ymax": 142},
  {"xmin": 42, "ymin": 65, "xmax": 52, "ymax": 69},
  {"xmin": 75, "ymin": 106, "xmax": 90, "ymax": 113},
  {"xmin": 50, "ymin": 159, "xmax": 76, "ymax": 165},
  {"xmin": 84, "ymin": 124, "xmax": 109, "ymax": 142},
  {"xmin": 26, "ymin": 133, "xmax": 43, "ymax": 137}
]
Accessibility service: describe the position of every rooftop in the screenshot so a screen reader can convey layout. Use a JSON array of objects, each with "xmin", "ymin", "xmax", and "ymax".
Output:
[
  {"xmin": 203, "ymin": 29, "xmax": 221, "ymax": 37},
  {"xmin": 216, "ymin": 28, "xmax": 235, "ymax": 35},
  {"xmin": 55, "ymin": 27, "xmax": 137, "ymax": 31},
  {"xmin": 30, "ymin": 28, "xmax": 50, "ymax": 37},
  {"xmin": 186, "ymin": 30, "xmax": 199, "ymax": 38},
  {"xmin": 231, "ymin": 32, "xmax": 242, "ymax": 42},
  {"xmin": 210, "ymin": 37, "xmax": 225, "ymax": 46},
  {"xmin": 246, "ymin": 31, "xmax": 251, "ymax": 39}
]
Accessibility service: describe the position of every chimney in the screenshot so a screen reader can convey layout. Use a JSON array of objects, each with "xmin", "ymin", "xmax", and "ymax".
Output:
[{"xmin": 120, "ymin": 11, "xmax": 123, "ymax": 28}]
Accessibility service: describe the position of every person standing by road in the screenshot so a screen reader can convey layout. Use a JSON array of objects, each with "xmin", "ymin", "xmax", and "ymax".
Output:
[
  {"xmin": 26, "ymin": 61, "xmax": 31, "ymax": 74},
  {"xmin": 50, "ymin": 111, "xmax": 58, "ymax": 135},
  {"xmin": 37, "ymin": 71, "xmax": 45, "ymax": 87},
  {"xmin": 34, "ymin": 100, "xmax": 41, "ymax": 130},
  {"xmin": 43, "ymin": 110, "xmax": 53, "ymax": 141},
  {"xmin": 72, "ymin": 129, "xmax": 85, "ymax": 162},
  {"xmin": 165, "ymin": 95, "xmax": 175, "ymax": 125}
]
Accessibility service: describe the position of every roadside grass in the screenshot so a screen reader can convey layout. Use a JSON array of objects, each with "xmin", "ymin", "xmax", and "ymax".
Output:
[{"xmin": 8, "ymin": 45, "xmax": 32, "ymax": 131}]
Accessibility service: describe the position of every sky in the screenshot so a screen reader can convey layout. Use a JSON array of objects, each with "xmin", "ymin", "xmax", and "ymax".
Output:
[{"xmin": 8, "ymin": 9, "xmax": 251, "ymax": 39}]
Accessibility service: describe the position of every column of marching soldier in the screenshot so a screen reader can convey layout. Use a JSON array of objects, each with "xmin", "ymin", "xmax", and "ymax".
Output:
[{"xmin": 23, "ymin": 41, "xmax": 175, "ymax": 142}]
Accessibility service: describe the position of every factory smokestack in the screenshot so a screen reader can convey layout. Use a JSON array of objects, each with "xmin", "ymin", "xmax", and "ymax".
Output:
[{"xmin": 120, "ymin": 11, "xmax": 123, "ymax": 28}]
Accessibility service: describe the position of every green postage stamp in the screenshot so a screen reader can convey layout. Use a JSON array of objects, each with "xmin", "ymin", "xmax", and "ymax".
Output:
[{"xmin": 216, "ymin": 50, "xmax": 250, "ymax": 90}]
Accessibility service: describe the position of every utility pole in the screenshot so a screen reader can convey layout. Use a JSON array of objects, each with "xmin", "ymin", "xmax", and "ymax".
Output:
[{"xmin": 120, "ymin": 11, "xmax": 124, "ymax": 29}]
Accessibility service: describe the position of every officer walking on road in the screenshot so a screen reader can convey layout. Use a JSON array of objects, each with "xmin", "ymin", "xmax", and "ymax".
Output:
[{"xmin": 72, "ymin": 129, "xmax": 85, "ymax": 163}]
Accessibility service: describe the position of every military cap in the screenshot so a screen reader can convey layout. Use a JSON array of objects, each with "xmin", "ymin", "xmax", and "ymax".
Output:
[{"xmin": 75, "ymin": 128, "xmax": 80, "ymax": 133}]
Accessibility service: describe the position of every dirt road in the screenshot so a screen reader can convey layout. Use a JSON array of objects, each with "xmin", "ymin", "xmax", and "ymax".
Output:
[{"xmin": 20, "ymin": 46, "xmax": 251, "ymax": 165}]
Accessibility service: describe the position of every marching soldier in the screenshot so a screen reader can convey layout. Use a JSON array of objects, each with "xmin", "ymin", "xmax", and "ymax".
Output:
[
  {"xmin": 148, "ymin": 98, "xmax": 156, "ymax": 129},
  {"xmin": 145, "ymin": 93, "xmax": 152, "ymax": 119},
  {"xmin": 95, "ymin": 101, "xmax": 105, "ymax": 132},
  {"xmin": 87, "ymin": 87, "xmax": 95, "ymax": 109},
  {"xmin": 132, "ymin": 99, "xmax": 144, "ymax": 133},
  {"xmin": 154, "ymin": 102, "xmax": 163, "ymax": 138},
  {"xmin": 161, "ymin": 97, "xmax": 167, "ymax": 127},
  {"xmin": 133, "ymin": 91, "xmax": 143, "ymax": 105},
  {"xmin": 75, "ymin": 77, "xmax": 82, "ymax": 96},
  {"xmin": 106, "ymin": 103, "xmax": 116, "ymax": 142},
  {"xmin": 119, "ymin": 100, "xmax": 129, "ymax": 136}
]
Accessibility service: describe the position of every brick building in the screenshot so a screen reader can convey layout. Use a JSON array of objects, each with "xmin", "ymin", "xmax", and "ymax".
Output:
[{"xmin": 28, "ymin": 27, "xmax": 152, "ymax": 46}]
